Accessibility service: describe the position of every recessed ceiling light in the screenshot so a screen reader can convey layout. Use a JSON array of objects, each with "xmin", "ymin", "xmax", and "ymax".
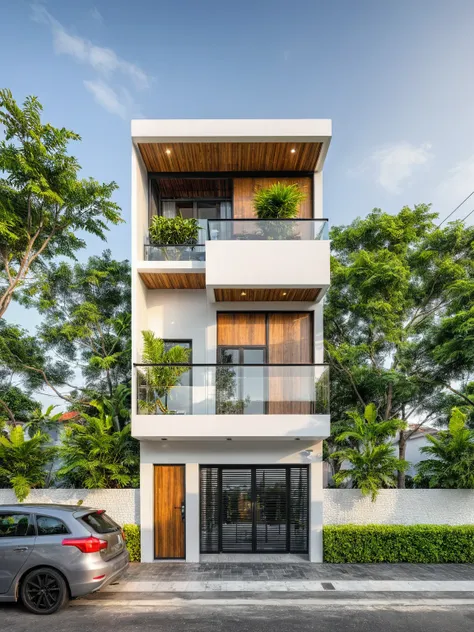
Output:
[
  {"xmin": 290, "ymin": 148, "xmax": 296, "ymax": 153},
  {"xmin": 166, "ymin": 149, "xmax": 171, "ymax": 155},
  {"xmin": 241, "ymin": 291, "xmax": 247, "ymax": 296},
  {"xmin": 282, "ymin": 292, "xmax": 287, "ymax": 296}
]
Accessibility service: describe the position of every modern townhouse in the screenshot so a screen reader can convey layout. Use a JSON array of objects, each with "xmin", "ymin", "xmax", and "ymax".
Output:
[{"xmin": 131, "ymin": 119, "xmax": 331, "ymax": 562}]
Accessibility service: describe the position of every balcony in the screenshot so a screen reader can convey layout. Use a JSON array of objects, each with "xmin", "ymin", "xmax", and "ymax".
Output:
[
  {"xmin": 132, "ymin": 363, "xmax": 330, "ymax": 440},
  {"xmin": 206, "ymin": 219, "xmax": 330, "ymax": 302}
]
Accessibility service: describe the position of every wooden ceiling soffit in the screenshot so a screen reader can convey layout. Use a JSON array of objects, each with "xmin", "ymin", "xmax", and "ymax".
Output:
[
  {"xmin": 138, "ymin": 142, "xmax": 322, "ymax": 173},
  {"xmin": 214, "ymin": 288, "xmax": 321, "ymax": 302},
  {"xmin": 139, "ymin": 271, "xmax": 206, "ymax": 290}
]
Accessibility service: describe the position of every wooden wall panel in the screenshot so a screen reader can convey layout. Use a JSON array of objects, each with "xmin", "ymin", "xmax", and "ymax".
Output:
[
  {"xmin": 154, "ymin": 465, "xmax": 185, "ymax": 559},
  {"xmin": 268, "ymin": 313, "xmax": 312, "ymax": 414},
  {"xmin": 138, "ymin": 142, "xmax": 321, "ymax": 173},
  {"xmin": 233, "ymin": 177, "xmax": 313, "ymax": 219},
  {"xmin": 214, "ymin": 288, "xmax": 320, "ymax": 302},
  {"xmin": 217, "ymin": 313, "xmax": 266, "ymax": 346}
]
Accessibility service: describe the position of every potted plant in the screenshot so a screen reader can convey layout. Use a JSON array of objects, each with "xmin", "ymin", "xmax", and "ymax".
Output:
[
  {"xmin": 253, "ymin": 182, "xmax": 306, "ymax": 240},
  {"xmin": 137, "ymin": 331, "xmax": 192, "ymax": 414},
  {"xmin": 148, "ymin": 214, "xmax": 202, "ymax": 260}
]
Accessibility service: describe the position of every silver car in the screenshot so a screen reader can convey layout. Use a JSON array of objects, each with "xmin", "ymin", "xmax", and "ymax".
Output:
[{"xmin": 0, "ymin": 504, "xmax": 129, "ymax": 614}]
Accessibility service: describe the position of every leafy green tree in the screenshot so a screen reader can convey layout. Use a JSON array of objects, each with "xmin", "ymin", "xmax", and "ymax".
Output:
[
  {"xmin": 57, "ymin": 399, "xmax": 139, "ymax": 489},
  {"xmin": 23, "ymin": 250, "xmax": 131, "ymax": 398},
  {"xmin": 326, "ymin": 205, "xmax": 474, "ymax": 488},
  {"xmin": 23, "ymin": 405, "xmax": 62, "ymax": 439},
  {"xmin": 0, "ymin": 425, "xmax": 56, "ymax": 501},
  {"xmin": 415, "ymin": 408, "xmax": 474, "ymax": 488},
  {"xmin": 138, "ymin": 331, "xmax": 191, "ymax": 414},
  {"xmin": 332, "ymin": 403, "xmax": 408, "ymax": 500},
  {"xmin": 0, "ymin": 89, "xmax": 122, "ymax": 319}
]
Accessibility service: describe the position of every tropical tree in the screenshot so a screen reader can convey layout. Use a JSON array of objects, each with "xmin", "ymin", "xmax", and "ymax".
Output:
[
  {"xmin": 138, "ymin": 331, "xmax": 191, "ymax": 414},
  {"xmin": 57, "ymin": 399, "xmax": 139, "ymax": 489},
  {"xmin": 23, "ymin": 251, "xmax": 131, "ymax": 398},
  {"xmin": 0, "ymin": 425, "xmax": 56, "ymax": 501},
  {"xmin": 0, "ymin": 89, "xmax": 122, "ymax": 319},
  {"xmin": 23, "ymin": 405, "xmax": 62, "ymax": 438},
  {"xmin": 332, "ymin": 403, "xmax": 408, "ymax": 500},
  {"xmin": 325, "ymin": 205, "xmax": 474, "ymax": 487},
  {"xmin": 415, "ymin": 408, "xmax": 474, "ymax": 489}
]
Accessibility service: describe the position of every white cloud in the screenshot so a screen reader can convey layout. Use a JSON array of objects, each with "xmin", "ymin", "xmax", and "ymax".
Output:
[
  {"xmin": 90, "ymin": 7, "xmax": 103, "ymax": 23},
  {"xmin": 32, "ymin": 4, "xmax": 150, "ymax": 89},
  {"xmin": 353, "ymin": 142, "xmax": 433, "ymax": 194},
  {"xmin": 83, "ymin": 80, "xmax": 126, "ymax": 119},
  {"xmin": 433, "ymin": 155, "xmax": 474, "ymax": 220}
]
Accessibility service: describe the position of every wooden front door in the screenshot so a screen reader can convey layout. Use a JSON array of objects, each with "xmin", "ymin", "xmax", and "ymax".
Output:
[{"xmin": 154, "ymin": 465, "xmax": 185, "ymax": 559}]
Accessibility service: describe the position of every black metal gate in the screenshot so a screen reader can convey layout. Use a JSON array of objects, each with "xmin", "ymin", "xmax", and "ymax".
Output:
[{"xmin": 200, "ymin": 465, "xmax": 309, "ymax": 554}]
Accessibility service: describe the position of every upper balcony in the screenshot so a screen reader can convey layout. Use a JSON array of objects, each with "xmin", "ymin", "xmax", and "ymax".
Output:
[
  {"xmin": 132, "ymin": 119, "xmax": 332, "ymax": 298},
  {"xmin": 132, "ymin": 363, "xmax": 330, "ymax": 440}
]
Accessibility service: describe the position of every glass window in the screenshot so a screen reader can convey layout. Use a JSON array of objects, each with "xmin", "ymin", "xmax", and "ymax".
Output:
[
  {"xmin": 0, "ymin": 513, "xmax": 31, "ymax": 537},
  {"xmin": 36, "ymin": 515, "xmax": 69, "ymax": 536},
  {"xmin": 197, "ymin": 202, "xmax": 220, "ymax": 220},
  {"xmin": 175, "ymin": 202, "xmax": 194, "ymax": 219},
  {"xmin": 81, "ymin": 512, "xmax": 120, "ymax": 534}
]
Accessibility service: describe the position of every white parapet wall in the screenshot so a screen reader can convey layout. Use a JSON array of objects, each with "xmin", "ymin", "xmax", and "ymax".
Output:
[
  {"xmin": 0, "ymin": 489, "xmax": 139, "ymax": 526},
  {"xmin": 324, "ymin": 489, "xmax": 474, "ymax": 525}
]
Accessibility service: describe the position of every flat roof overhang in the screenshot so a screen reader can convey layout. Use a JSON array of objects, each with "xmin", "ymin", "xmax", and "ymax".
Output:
[{"xmin": 132, "ymin": 119, "xmax": 332, "ymax": 173}]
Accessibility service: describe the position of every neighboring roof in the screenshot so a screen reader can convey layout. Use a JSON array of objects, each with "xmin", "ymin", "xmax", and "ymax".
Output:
[
  {"xmin": 58, "ymin": 411, "xmax": 81, "ymax": 422},
  {"xmin": 407, "ymin": 425, "xmax": 439, "ymax": 439}
]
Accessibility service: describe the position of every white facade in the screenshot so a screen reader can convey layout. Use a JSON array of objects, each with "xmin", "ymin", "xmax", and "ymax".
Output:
[{"xmin": 131, "ymin": 120, "xmax": 332, "ymax": 562}]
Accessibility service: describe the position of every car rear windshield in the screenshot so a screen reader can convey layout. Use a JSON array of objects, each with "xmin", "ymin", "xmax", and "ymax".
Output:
[{"xmin": 81, "ymin": 511, "xmax": 120, "ymax": 534}]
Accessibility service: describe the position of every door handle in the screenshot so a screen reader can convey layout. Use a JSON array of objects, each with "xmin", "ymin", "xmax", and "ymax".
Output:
[
  {"xmin": 14, "ymin": 547, "xmax": 28, "ymax": 552},
  {"xmin": 174, "ymin": 504, "xmax": 185, "ymax": 521}
]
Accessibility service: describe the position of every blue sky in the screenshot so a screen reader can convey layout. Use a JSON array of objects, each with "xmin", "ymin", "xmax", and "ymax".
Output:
[{"xmin": 3, "ymin": 0, "xmax": 474, "ymax": 333}]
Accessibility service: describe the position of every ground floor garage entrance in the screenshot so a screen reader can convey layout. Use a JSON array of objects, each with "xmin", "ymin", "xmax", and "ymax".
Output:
[{"xmin": 200, "ymin": 466, "xmax": 309, "ymax": 554}]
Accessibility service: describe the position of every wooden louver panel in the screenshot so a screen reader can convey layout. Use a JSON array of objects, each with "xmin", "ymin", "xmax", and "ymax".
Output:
[{"xmin": 217, "ymin": 312, "xmax": 266, "ymax": 346}]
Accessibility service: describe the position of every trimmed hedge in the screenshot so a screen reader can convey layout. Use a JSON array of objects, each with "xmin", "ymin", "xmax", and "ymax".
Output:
[
  {"xmin": 324, "ymin": 525, "xmax": 474, "ymax": 563},
  {"xmin": 123, "ymin": 524, "xmax": 140, "ymax": 562}
]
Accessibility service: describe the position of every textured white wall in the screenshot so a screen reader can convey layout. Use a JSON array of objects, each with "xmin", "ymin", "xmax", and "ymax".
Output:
[
  {"xmin": 0, "ymin": 489, "xmax": 139, "ymax": 526},
  {"xmin": 324, "ymin": 489, "xmax": 474, "ymax": 525}
]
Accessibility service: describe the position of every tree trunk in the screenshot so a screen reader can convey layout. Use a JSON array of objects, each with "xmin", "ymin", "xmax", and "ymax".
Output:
[{"xmin": 398, "ymin": 431, "xmax": 407, "ymax": 489}]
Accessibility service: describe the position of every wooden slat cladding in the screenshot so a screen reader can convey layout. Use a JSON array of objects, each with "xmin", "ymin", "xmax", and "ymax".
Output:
[
  {"xmin": 217, "ymin": 313, "xmax": 266, "ymax": 346},
  {"xmin": 233, "ymin": 177, "xmax": 313, "ymax": 219},
  {"xmin": 154, "ymin": 465, "xmax": 185, "ymax": 559},
  {"xmin": 138, "ymin": 142, "xmax": 321, "ymax": 173},
  {"xmin": 268, "ymin": 313, "xmax": 312, "ymax": 414},
  {"xmin": 139, "ymin": 271, "xmax": 206, "ymax": 290},
  {"xmin": 214, "ymin": 288, "xmax": 320, "ymax": 302},
  {"xmin": 157, "ymin": 177, "xmax": 232, "ymax": 199}
]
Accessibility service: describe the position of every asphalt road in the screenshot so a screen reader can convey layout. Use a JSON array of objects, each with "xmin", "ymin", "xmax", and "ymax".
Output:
[{"xmin": 2, "ymin": 602, "xmax": 474, "ymax": 632}]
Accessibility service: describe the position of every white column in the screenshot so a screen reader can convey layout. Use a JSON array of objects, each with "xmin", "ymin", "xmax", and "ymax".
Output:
[
  {"xmin": 309, "ymin": 444, "xmax": 324, "ymax": 562},
  {"xmin": 185, "ymin": 463, "xmax": 200, "ymax": 562},
  {"xmin": 139, "ymin": 462, "xmax": 154, "ymax": 563},
  {"xmin": 312, "ymin": 171, "xmax": 323, "ymax": 219}
]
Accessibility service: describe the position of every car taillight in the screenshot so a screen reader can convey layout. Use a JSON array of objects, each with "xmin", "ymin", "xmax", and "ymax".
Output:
[
  {"xmin": 62, "ymin": 537, "xmax": 108, "ymax": 553},
  {"xmin": 121, "ymin": 529, "xmax": 126, "ymax": 540}
]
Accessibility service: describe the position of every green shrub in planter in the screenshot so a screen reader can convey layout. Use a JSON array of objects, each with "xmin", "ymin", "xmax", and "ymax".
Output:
[
  {"xmin": 323, "ymin": 524, "xmax": 474, "ymax": 563},
  {"xmin": 149, "ymin": 215, "xmax": 201, "ymax": 246},
  {"xmin": 123, "ymin": 524, "xmax": 140, "ymax": 562},
  {"xmin": 253, "ymin": 182, "xmax": 306, "ymax": 219}
]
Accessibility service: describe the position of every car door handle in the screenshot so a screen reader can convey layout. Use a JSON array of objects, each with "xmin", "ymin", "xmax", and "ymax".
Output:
[{"xmin": 14, "ymin": 547, "xmax": 29, "ymax": 552}]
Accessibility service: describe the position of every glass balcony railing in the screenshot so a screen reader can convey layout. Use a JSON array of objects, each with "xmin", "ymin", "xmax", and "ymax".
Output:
[
  {"xmin": 208, "ymin": 219, "xmax": 328, "ymax": 241},
  {"xmin": 144, "ymin": 244, "xmax": 206, "ymax": 261},
  {"xmin": 135, "ymin": 364, "xmax": 329, "ymax": 415}
]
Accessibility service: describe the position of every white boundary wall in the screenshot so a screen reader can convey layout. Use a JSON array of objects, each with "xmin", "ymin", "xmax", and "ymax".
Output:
[
  {"xmin": 0, "ymin": 489, "xmax": 139, "ymax": 526},
  {"xmin": 2, "ymin": 489, "xmax": 473, "ymax": 529},
  {"xmin": 324, "ymin": 489, "xmax": 474, "ymax": 525}
]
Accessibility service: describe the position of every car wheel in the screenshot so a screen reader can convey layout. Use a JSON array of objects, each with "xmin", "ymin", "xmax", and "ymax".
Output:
[{"xmin": 20, "ymin": 567, "xmax": 69, "ymax": 615}]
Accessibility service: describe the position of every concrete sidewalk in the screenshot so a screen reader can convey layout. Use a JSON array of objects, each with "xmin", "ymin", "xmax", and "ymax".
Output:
[{"xmin": 100, "ymin": 562, "xmax": 474, "ymax": 596}]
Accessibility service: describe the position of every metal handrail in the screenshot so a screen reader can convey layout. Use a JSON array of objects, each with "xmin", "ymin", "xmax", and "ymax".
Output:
[{"xmin": 134, "ymin": 363, "xmax": 328, "ymax": 367}]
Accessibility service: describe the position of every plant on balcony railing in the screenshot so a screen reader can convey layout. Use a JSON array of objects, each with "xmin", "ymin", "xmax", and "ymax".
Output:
[
  {"xmin": 253, "ymin": 182, "xmax": 306, "ymax": 240},
  {"xmin": 138, "ymin": 331, "xmax": 191, "ymax": 414},
  {"xmin": 149, "ymin": 214, "xmax": 201, "ymax": 260}
]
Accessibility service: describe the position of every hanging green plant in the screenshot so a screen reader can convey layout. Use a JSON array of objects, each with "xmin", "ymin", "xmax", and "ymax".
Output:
[{"xmin": 253, "ymin": 182, "xmax": 306, "ymax": 219}]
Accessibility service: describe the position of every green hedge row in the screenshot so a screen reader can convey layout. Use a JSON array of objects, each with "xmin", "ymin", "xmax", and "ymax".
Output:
[
  {"xmin": 324, "ymin": 525, "xmax": 474, "ymax": 563},
  {"xmin": 123, "ymin": 524, "xmax": 474, "ymax": 563},
  {"xmin": 123, "ymin": 524, "xmax": 140, "ymax": 562}
]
